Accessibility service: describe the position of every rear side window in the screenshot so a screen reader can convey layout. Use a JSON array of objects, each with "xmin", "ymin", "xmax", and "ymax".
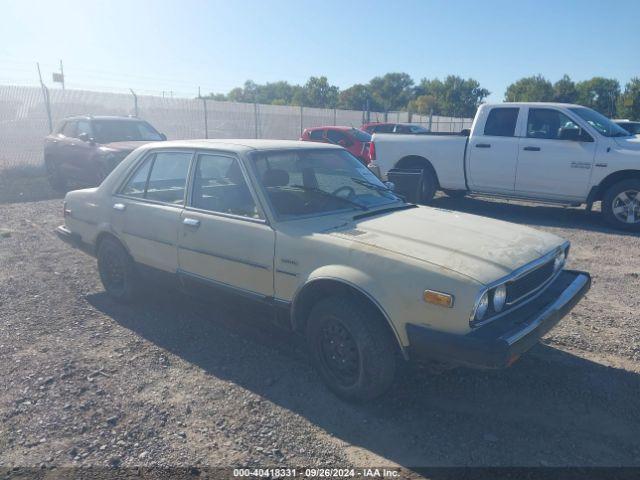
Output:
[
  {"xmin": 326, "ymin": 129, "xmax": 347, "ymax": 144},
  {"xmin": 120, "ymin": 151, "xmax": 192, "ymax": 204},
  {"xmin": 484, "ymin": 108, "xmax": 519, "ymax": 137}
]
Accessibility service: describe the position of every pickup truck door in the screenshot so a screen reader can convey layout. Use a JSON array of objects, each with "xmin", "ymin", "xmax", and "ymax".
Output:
[
  {"xmin": 515, "ymin": 107, "xmax": 596, "ymax": 201},
  {"xmin": 466, "ymin": 106, "xmax": 522, "ymax": 193},
  {"xmin": 177, "ymin": 152, "xmax": 275, "ymax": 298}
]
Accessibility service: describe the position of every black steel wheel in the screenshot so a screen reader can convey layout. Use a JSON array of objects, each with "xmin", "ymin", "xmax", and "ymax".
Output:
[
  {"xmin": 97, "ymin": 236, "xmax": 139, "ymax": 302},
  {"xmin": 306, "ymin": 295, "xmax": 397, "ymax": 402}
]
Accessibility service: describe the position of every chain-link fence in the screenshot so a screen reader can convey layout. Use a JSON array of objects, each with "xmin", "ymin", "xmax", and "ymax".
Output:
[{"xmin": 0, "ymin": 85, "xmax": 472, "ymax": 173}]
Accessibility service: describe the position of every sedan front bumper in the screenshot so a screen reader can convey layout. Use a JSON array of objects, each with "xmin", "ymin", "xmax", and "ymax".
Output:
[{"xmin": 406, "ymin": 270, "xmax": 591, "ymax": 369}]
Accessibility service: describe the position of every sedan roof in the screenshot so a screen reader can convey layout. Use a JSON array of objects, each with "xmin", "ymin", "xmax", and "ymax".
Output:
[{"xmin": 143, "ymin": 138, "xmax": 343, "ymax": 152}]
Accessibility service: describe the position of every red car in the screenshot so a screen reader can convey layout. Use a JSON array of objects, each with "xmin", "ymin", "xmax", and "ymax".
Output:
[{"xmin": 300, "ymin": 126, "xmax": 372, "ymax": 164}]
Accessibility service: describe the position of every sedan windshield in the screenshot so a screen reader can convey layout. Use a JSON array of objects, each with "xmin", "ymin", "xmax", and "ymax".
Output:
[
  {"xmin": 93, "ymin": 120, "xmax": 163, "ymax": 143},
  {"xmin": 569, "ymin": 107, "xmax": 631, "ymax": 137},
  {"xmin": 252, "ymin": 148, "xmax": 402, "ymax": 219}
]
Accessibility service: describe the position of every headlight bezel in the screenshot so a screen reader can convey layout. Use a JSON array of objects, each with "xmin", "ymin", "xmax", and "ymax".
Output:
[{"xmin": 469, "ymin": 242, "xmax": 570, "ymax": 327}]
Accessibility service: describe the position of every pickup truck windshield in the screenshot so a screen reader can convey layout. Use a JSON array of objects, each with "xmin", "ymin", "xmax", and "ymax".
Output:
[
  {"xmin": 569, "ymin": 107, "xmax": 631, "ymax": 138},
  {"xmin": 93, "ymin": 120, "xmax": 163, "ymax": 143},
  {"xmin": 252, "ymin": 149, "xmax": 401, "ymax": 219}
]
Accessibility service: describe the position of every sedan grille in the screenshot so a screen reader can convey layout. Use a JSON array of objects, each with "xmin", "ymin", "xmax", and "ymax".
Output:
[{"xmin": 506, "ymin": 259, "xmax": 555, "ymax": 305}]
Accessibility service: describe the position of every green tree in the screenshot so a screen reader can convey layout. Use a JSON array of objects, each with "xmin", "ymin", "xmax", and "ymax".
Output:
[
  {"xmin": 504, "ymin": 75, "xmax": 554, "ymax": 102},
  {"xmin": 368, "ymin": 72, "xmax": 414, "ymax": 113},
  {"xmin": 553, "ymin": 75, "xmax": 578, "ymax": 103},
  {"xmin": 576, "ymin": 77, "xmax": 620, "ymax": 116},
  {"xmin": 617, "ymin": 78, "xmax": 640, "ymax": 120},
  {"xmin": 297, "ymin": 76, "xmax": 339, "ymax": 108},
  {"xmin": 339, "ymin": 84, "xmax": 374, "ymax": 110},
  {"xmin": 408, "ymin": 94, "xmax": 437, "ymax": 115},
  {"xmin": 417, "ymin": 76, "xmax": 489, "ymax": 117}
]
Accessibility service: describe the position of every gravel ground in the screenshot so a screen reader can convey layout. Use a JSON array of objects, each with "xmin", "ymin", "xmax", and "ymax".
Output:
[{"xmin": 1, "ymin": 195, "xmax": 639, "ymax": 472}]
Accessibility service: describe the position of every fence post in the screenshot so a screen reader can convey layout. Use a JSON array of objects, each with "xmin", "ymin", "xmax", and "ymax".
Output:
[
  {"xmin": 202, "ymin": 98, "xmax": 209, "ymax": 139},
  {"xmin": 37, "ymin": 62, "xmax": 53, "ymax": 133},
  {"xmin": 254, "ymin": 102, "xmax": 259, "ymax": 139},
  {"xmin": 300, "ymin": 105, "xmax": 304, "ymax": 136},
  {"xmin": 428, "ymin": 109, "xmax": 433, "ymax": 132},
  {"xmin": 333, "ymin": 108, "xmax": 337, "ymax": 126},
  {"xmin": 129, "ymin": 88, "xmax": 139, "ymax": 117}
]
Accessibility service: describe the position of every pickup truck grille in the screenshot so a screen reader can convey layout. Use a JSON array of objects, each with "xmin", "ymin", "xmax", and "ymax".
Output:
[{"xmin": 506, "ymin": 259, "xmax": 555, "ymax": 305}]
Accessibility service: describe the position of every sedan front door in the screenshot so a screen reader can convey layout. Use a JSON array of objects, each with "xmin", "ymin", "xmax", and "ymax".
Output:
[{"xmin": 177, "ymin": 152, "xmax": 275, "ymax": 298}]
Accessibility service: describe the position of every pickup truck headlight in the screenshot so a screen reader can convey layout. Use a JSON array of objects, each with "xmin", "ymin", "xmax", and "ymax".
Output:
[
  {"xmin": 473, "ymin": 291, "xmax": 489, "ymax": 321},
  {"xmin": 493, "ymin": 284, "xmax": 507, "ymax": 312}
]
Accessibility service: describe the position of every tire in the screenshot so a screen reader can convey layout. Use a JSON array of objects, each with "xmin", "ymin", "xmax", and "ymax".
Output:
[
  {"xmin": 602, "ymin": 179, "xmax": 640, "ymax": 231},
  {"xmin": 45, "ymin": 158, "xmax": 67, "ymax": 191},
  {"xmin": 97, "ymin": 237, "xmax": 140, "ymax": 302},
  {"xmin": 419, "ymin": 167, "xmax": 437, "ymax": 204},
  {"xmin": 443, "ymin": 189, "xmax": 467, "ymax": 199},
  {"xmin": 306, "ymin": 295, "xmax": 397, "ymax": 402}
]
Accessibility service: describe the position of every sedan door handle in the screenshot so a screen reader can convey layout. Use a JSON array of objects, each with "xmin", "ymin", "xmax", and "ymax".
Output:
[
  {"xmin": 182, "ymin": 218, "xmax": 201, "ymax": 228},
  {"xmin": 475, "ymin": 143, "xmax": 491, "ymax": 148},
  {"xmin": 523, "ymin": 146, "xmax": 541, "ymax": 151},
  {"xmin": 112, "ymin": 203, "xmax": 126, "ymax": 211}
]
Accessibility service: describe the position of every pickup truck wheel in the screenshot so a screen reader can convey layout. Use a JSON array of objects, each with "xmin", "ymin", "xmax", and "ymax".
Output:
[
  {"xmin": 419, "ymin": 168, "xmax": 437, "ymax": 203},
  {"xmin": 306, "ymin": 295, "xmax": 397, "ymax": 402},
  {"xmin": 45, "ymin": 158, "xmax": 67, "ymax": 191},
  {"xmin": 602, "ymin": 179, "xmax": 640, "ymax": 231},
  {"xmin": 97, "ymin": 237, "xmax": 140, "ymax": 302}
]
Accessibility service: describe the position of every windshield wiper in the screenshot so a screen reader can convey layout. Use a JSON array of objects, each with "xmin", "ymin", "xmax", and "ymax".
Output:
[
  {"xmin": 288, "ymin": 185, "xmax": 368, "ymax": 211},
  {"xmin": 350, "ymin": 177, "xmax": 393, "ymax": 192}
]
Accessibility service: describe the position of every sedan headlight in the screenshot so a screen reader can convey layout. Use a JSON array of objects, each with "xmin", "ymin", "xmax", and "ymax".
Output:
[
  {"xmin": 553, "ymin": 250, "xmax": 566, "ymax": 272},
  {"xmin": 493, "ymin": 284, "xmax": 507, "ymax": 312},
  {"xmin": 473, "ymin": 290, "xmax": 489, "ymax": 321}
]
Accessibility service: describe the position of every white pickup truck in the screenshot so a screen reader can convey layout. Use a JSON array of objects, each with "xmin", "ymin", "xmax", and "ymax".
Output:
[{"xmin": 370, "ymin": 102, "xmax": 640, "ymax": 231}]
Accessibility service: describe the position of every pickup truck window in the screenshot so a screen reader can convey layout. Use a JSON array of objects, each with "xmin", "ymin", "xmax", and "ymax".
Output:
[
  {"xmin": 527, "ymin": 108, "xmax": 582, "ymax": 141},
  {"xmin": 484, "ymin": 108, "xmax": 519, "ymax": 137},
  {"xmin": 569, "ymin": 107, "xmax": 631, "ymax": 137},
  {"xmin": 191, "ymin": 153, "xmax": 262, "ymax": 219}
]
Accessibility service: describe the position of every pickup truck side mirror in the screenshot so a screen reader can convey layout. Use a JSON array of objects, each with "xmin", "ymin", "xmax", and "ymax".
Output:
[
  {"xmin": 78, "ymin": 132, "xmax": 96, "ymax": 144},
  {"xmin": 558, "ymin": 128, "xmax": 594, "ymax": 142},
  {"xmin": 460, "ymin": 129, "xmax": 471, "ymax": 137},
  {"xmin": 159, "ymin": 133, "xmax": 167, "ymax": 141}
]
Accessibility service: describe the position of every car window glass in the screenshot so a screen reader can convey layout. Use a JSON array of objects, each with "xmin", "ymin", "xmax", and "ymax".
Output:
[
  {"xmin": 191, "ymin": 154, "xmax": 261, "ymax": 219},
  {"xmin": 378, "ymin": 124, "xmax": 394, "ymax": 133},
  {"xmin": 61, "ymin": 121, "xmax": 77, "ymax": 137},
  {"xmin": 527, "ymin": 109, "xmax": 581, "ymax": 140},
  {"xmin": 309, "ymin": 130, "xmax": 324, "ymax": 140},
  {"xmin": 326, "ymin": 130, "xmax": 346, "ymax": 144},
  {"xmin": 76, "ymin": 120, "xmax": 92, "ymax": 138},
  {"xmin": 92, "ymin": 120, "xmax": 163, "ymax": 143},
  {"xmin": 121, "ymin": 157, "xmax": 153, "ymax": 198},
  {"xmin": 484, "ymin": 108, "xmax": 519, "ymax": 137},
  {"xmin": 144, "ymin": 151, "xmax": 192, "ymax": 204}
]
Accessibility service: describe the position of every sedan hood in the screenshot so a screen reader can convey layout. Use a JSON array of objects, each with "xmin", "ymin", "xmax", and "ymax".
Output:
[
  {"xmin": 329, "ymin": 206, "xmax": 565, "ymax": 285},
  {"xmin": 101, "ymin": 140, "xmax": 158, "ymax": 152}
]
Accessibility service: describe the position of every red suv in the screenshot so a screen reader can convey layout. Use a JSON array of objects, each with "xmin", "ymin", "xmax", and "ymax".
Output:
[{"xmin": 300, "ymin": 126, "xmax": 371, "ymax": 164}]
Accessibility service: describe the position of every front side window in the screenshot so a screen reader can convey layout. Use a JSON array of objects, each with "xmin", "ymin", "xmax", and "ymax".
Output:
[
  {"xmin": 350, "ymin": 129, "xmax": 372, "ymax": 142},
  {"xmin": 527, "ymin": 108, "xmax": 583, "ymax": 140},
  {"xmin": 92, "ymin": 120, "xmax": 163, "ymax": 143},
  {"xmin": 252, "ymin": 148, "xmax": 401, "ymax": 219},
  {"xmin": 76, "ymin": 120, "xmax": 93, "ymax": 138},
  {"xmin": 484, "ymin": 108, "xmax": 519, "ymax": 137},
  {"xmin": 326, "ymin": 129, "xmax": 347, "ymax": 144},
  {"xmin": 191, "ymin": 153, "xmax": 261, "ymax": 219},
  {"xmin": 120, "ymin": 151, "xmax": 191, "ymax": 204}
]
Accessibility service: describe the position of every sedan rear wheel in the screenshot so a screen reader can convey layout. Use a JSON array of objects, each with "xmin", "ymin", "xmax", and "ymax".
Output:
[{"xmin": 97, "ymin": 237, "xmax": 140, "ymax": 302}]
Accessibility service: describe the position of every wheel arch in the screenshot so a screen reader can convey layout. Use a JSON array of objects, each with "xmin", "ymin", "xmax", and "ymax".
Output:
[
  {"xmin": 94, "ymin": 229, "xmax": 132, "ymax": 259},
  {"xmin": 290, "ymin": 276, "xmax": 408, "ymax": 360},
  {"xmin": 591, "ymin": 170, "xmax": 640, "ymax": 203},
  {"xmin": 393, "ymin": 155, "xmax": 440, "ymax": 188}
]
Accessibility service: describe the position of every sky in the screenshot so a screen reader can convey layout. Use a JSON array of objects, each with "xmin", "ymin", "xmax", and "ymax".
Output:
[{"xmin": 1, "ymin": 0, "xmax": 639, "ymax": 101}]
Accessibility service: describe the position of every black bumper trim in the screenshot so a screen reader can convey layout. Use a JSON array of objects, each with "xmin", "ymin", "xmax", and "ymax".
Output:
[
  {"xmin": 55, "ymin": 225, "xmax": 95, "ymax": 256},
  {"xmin": 406, "ymin": 270, "xmax": 591, "ymax": 369}
]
